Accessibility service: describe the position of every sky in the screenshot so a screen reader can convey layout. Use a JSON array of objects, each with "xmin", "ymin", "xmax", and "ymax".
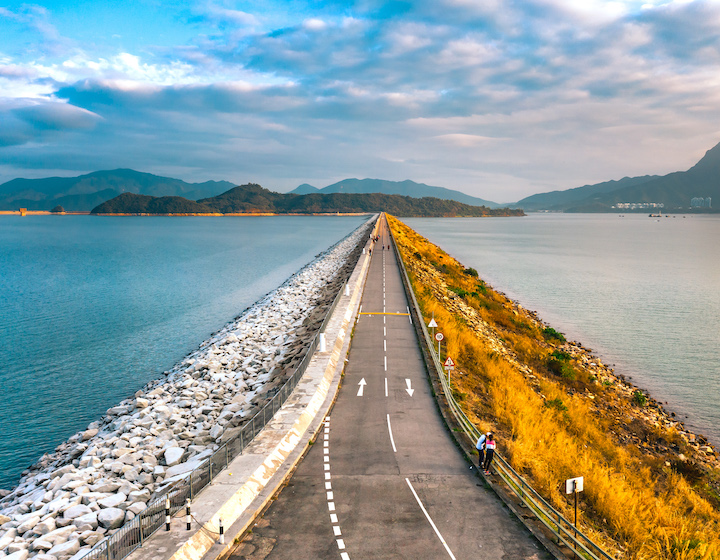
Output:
[{"xmin": 1, "ymin": 0, "xmax": 720, "ymax": 202}]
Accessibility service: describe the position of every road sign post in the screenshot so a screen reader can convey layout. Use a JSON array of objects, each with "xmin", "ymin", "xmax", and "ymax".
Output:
[
  {"xmin": 434, "ymin": 332, "xmax": 443, "ymax": 360},
  {"xmin": 565, "ymin": 476, "xmax": 584, "ymax": 542},
  {"xmin": 428, "ymin": 316, "xmax": 437, "ymax": 339},
  {"xmin": 443, "ymin": 356, "xmax": 455, "ymax": 384}
]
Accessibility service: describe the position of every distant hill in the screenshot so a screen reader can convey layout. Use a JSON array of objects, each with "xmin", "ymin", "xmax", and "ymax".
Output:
[
  {"xmin": 514, "ymin": 176, "xmax": 658, "ymax": 211},
  {"xmin": 289, "ymin": 178, "xmax": 500, "ymax": 208},
  {"xmin": 292, "ymin": 183, "xmax": 320, "ymax": 194},
  {"xmin": 516, "ymin": 141, "xmax": 720, "ymax": 212},
  {"xmin": 565, "ymin": 142, "xmax": 720, "ymax": 212},
  {"xmin": 0, "ymin": 169, "xmax": 236, "ymax": 211},
  {"xmin": 93, "ymin": 183, "xmax": 523, "ymax": 217},
  {"xmin": 92, "ymin": 193, "xmax": 215, "ymax": 214}
]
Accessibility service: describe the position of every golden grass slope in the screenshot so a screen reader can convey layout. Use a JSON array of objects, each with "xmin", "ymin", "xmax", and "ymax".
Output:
[{"xmin": 387, "ymin": 214, "xmax": 720, "ymax": 560}]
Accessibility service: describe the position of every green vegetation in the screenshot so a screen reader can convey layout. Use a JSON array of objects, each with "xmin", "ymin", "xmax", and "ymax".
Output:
[
  {"xmin": 92, "ymin": 183, "xmax": 525, "ymax": 216},
  {"xmin": 632, "ymin": 390, "xmax": 648, "ymax": 407},
  {"xmin": 92, "ymin": 193, "xmax": 216, "ymax": 214}
]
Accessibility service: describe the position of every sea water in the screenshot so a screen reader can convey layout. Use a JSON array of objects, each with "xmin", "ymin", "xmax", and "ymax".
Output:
[
  {"xmin": 0, "ymin": 215, "xmax": 366, "ymax": 489},
  {"xmin": 405, "ymin": 214, "xmax": 720, "ymax": 445}
]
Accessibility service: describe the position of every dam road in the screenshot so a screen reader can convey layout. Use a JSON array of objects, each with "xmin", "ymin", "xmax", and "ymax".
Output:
[{"xmin": 227, "ymin": 215, "xmax": 549, "ymax": 560}]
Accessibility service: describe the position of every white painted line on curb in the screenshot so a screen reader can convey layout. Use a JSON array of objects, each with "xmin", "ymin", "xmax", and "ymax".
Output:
[
  {"xmin": 405, "ymin": 478, "xmax": 457, "ymax": 560},
  {"xmin": 325, "ymin": 482, "xmax": 332, "ymax": 490},
  {"xmin": 327, "ymin": 492, "xmax": 334, "ymax": 500},
  {"xmin": 387, "ymin": 414, "xmax": 397, "ymax": 453},
  {"xmin": 325, "ymin": 472, "xmax": 331, "ymax": 480}
]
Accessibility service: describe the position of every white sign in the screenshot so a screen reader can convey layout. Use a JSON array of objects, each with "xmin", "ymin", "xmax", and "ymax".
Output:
[
  {"xmin": 435, "ymin": 332, "xmax": 444, "ymax": 342},
  {"xmin": 565, "ymin": 476, "xmax": 584, "ymax": 494},
  {"xmin": 444, "ymin": 357, "xmax": 455, "ymax": 370},
  {"xmin": 428, "ymin": 318, "xmax": 438, "ymax": 328}
]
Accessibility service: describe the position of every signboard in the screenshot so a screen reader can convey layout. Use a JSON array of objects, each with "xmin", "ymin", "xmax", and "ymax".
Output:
[
  {"xmin": 435, "ymin": 332, "xmax": 444, "ymax": 342},
  {"xmin": 565, "ymin": 476, "xmax": 584, "ymax": 494},
  {"xmin": 443, "ymin": 357, "xmax": 455, "ymax": 370},
  {"xmin": 428, "ymin": 318, "xmax": 438, "ymax": 328}
]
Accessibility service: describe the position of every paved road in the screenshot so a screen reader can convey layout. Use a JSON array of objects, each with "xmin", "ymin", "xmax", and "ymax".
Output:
[{"xmin": 229, "ymin": 216, "xmax": 549, "ymax": 560}]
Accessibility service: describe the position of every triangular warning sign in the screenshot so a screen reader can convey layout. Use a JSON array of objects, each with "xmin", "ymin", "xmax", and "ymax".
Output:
[
  {"xmin": 428, "ymin": 318, "xmax": 438, "ymax": 328},
  {"xmin": 444, "ymin": 356, "xmax": 455, "ymax": 368}
]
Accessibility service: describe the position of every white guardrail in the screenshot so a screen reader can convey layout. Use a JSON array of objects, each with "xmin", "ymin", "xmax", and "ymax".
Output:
[{"xmin": 388, "ymin": 220, "xmax": 614, "ymax": 560}]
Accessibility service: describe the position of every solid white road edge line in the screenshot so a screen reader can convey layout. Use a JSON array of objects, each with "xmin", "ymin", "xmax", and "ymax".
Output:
[
  {"xmin": 405, "ymin": 478, "xmax": 457, "ymax": 560},
  {"xmin": 386, "ymin": 414, "xmax": 397, "ymax": 453}
]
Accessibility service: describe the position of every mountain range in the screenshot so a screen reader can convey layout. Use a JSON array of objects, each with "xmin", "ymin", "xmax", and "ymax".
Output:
[
  {"xmin": 513, "ymin": 141, "xmax": 720, "ymax": 212},
  {"xmin": 2, "ymin": 139, "xmax": 719, "ymax": 212},
  {"xmin": 289, "ymin": 178, "xmax": 500, "ymax": 208},
  {"xmin": 0, "ymin": 169, "xmax": 235, "ymax": 212}
]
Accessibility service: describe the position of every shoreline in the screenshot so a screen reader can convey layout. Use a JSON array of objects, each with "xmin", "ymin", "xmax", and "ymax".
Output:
[
  {"xmin": 0, "ymin": 216, "xmax": 376, "ymax": 560},
  {"xmin": 389, "ymin": 214, "xmax": 720, "ymax": 559},
  {"xmin": 0, "ymin": 211, "xmax": 373, "ymax": 217}
]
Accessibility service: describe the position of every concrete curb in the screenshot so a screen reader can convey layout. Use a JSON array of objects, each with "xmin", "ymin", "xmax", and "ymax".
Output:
[{"xmin": 128, "ymin": 219, "xmax": 379, "ymax": 560}]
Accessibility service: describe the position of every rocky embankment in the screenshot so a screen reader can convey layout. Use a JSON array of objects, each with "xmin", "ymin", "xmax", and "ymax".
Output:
[
  {"xmin": 0, "ymin": 216, "xmax": 375, "ymax": 560},
  {"xmin": 405, "ymin": 246, "xmax": 719, "ymax": 473}
]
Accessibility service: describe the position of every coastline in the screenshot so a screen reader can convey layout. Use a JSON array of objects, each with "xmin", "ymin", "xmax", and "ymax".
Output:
[
  {"xmin": 0, "ymin": 216, "xmax": 376, "ymax": 560},
  {"xmin": 388, "ymin": 214, "xmax": 720, "ymax": 559},
  {"xmin": 0, "ymin": 211, "xmax": 372, "ymax": 217}
]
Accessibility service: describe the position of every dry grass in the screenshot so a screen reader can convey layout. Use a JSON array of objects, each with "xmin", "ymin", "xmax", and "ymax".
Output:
[{"xmin": 388, "ymin": 214, "xmax": 720, "ymax": 560}]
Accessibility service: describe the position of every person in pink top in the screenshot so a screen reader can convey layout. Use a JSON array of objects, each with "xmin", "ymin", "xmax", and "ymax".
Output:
[{"xmin": 483, "ymin": 433, "xmax": 496, "ymax": 474}]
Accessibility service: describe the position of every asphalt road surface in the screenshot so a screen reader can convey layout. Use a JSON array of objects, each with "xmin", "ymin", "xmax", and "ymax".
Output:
[{"xmin": 229, "ymin": 216, "xmax": 549, "ymax": 560}]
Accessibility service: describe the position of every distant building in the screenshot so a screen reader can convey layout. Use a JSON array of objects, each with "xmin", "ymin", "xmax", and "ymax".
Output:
[
  {"xmin": 690, "ymin": 197, "xmax": 712, "ymax": 208},
  {"xmin": 612, "ymin": 202, "xmax": 664, "ymax": 210},
  {"xmin": 19, "ymin": 208, "xmax": 27, "ymax": 216}
]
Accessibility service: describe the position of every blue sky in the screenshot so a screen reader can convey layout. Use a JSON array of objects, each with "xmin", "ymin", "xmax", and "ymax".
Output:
[{"xmin": 2, "ymin": 0, "xmax": 720, "ymax": 201}]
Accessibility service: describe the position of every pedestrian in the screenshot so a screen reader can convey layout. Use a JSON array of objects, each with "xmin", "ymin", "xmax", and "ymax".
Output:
[
  {"xmin": 475, "ymin": 432, "xmax": 488, "ymax": 469},
  {"xmin": 483, "ymin": 433, "xmax": 496, "ymax": 474}
]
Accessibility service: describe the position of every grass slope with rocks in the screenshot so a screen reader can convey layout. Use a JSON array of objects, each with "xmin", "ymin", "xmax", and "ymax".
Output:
[{"xmin": 388, "ymin": 214, "xmax": 720, "ymax": 560}]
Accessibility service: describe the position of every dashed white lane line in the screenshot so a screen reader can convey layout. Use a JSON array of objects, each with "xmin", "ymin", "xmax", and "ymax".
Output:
[
  {"xmin": 384, "ymin": 356, "xmax": 387, "ymax": 371},
  {"xmin": 384, "ymin": 339, "xmax": 386, "ymax": 352},
  {"xmin": 385, "ymin": 377, "xmax": 388, "ymax": 397},
  {"xmin": 405, "ymin": 478, "xmax": 457, "ymax": 560},
  {"xmin": 323, "ymin": 418, "xmax": 350, "ymax": 559},
  {"xmin": 384, "ymin": 327, "xmax": 386, "ymax": 336},
  {"xmin": 387, "ymin": 414, "xmax": 397, "ymax": 453}
]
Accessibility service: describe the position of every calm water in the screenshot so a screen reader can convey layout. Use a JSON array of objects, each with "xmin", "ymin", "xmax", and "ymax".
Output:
[
  {"xmin": 406, "ymin": 214, "xmax": 720, "ymax": 444},
  {"xmin": 0, "ymin": 215, "xmax": 366, "ymax": 489}
]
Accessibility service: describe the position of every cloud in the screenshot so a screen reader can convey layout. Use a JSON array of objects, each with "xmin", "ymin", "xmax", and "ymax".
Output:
[{"xmin": 1, "ymin": 0, "xmax": 720, "ymax": 200}]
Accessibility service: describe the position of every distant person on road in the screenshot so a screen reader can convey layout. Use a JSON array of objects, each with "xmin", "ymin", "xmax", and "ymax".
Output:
[
  {"xmin": 483, "ymin": 433, "xmax": 496, "ymax": 474},
  {"xmin": 476, "ymin": 432, "xmax": 487, "ymax": 469}
]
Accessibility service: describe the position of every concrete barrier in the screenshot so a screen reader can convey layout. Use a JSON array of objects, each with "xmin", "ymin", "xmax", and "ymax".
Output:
[{"xmin": 127, "ymin": 222, "xmax": 377, "ymax": 560}]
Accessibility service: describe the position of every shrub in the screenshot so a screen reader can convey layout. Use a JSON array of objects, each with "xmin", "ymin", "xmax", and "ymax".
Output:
[
  {"xmin": 632, "ymin": 390, "xmax": 648, "ymax": 407},
  {"xmin": 449, "ymin": 286, "xmax": 468, "ymax": 298},
  {"xmin": 551, "ymin": 350, "xmax": 571, "ymax": 361},
  {"xmin": 463, "ymin": 267, "xmax": 479, "ymax": 277},
  {"xmin": 543, "ymin": 326, "xmax": 566, "ymax": 343},
  {"xmin": 545, "ymin": 397, "xmax": 568, "ymax": 412}
]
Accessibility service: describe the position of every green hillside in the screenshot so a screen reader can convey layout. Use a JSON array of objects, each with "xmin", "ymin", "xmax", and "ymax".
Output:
[{"xmin": 93, "ymin": 184, "xmax": 523, "ymax": 217}]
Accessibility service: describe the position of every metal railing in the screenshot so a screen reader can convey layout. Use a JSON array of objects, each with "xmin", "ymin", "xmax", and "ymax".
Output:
[
  {"xmin": 388, "ymin": 218, "xmax": 613, "ymax": 560},
  {"xmin": 79, "ymin": 217, "xmax": 377, "ymax": 560}
]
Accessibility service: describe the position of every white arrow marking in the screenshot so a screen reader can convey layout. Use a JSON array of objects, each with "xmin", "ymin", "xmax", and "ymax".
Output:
[
  {"xmin": 405, "ymin": 379, "xmax": 415, "ymax": 397},
  {"xmin": 357, "ymin": 378, "xmax": 367, "ymax": 397}
]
